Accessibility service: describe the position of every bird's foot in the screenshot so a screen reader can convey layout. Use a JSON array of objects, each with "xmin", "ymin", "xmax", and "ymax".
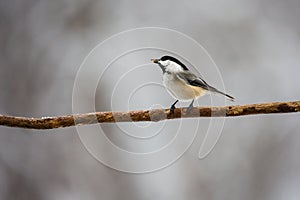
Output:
[
  {"xmin": 170, "ymin": 100, "xmax": 179, "ymax": 115},
  {"xmin": 186, "ymin": 99, "xmax": 194, "ymax": 114},
  {"xmin": 170, "ymin": 105, "xmax": 176, "ymax": 115},
  {"xmin": 186, "ymin": 105, "xmax": 193, "ymax": 114}
]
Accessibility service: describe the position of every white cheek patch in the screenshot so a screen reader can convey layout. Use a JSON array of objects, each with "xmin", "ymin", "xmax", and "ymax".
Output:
[
  {"xmin": 159, "ymin": 60, "xmax": 170, "ymax": 66},
  {"xmin": 166, "ymin": 61, "xmax": 183, "ymax": 73}
]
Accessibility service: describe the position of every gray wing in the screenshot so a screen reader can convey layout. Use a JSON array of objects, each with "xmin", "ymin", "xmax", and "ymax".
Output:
[
  {"xmin": 176, "ymin": 71, "xmax": 209, "ymax": 90},
  {"xmin": 176, "ymin": 71, "xmax": 235, "ymax": 100}
]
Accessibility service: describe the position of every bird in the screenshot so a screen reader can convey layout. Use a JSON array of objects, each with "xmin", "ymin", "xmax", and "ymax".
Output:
[{"xmin": 151, "ymin": 55, "xmax": 234, "ymax": 114}]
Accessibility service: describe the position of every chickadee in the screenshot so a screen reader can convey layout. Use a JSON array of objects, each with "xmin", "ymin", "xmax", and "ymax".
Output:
[{"xmin": 151, "ymin": 55, "xmax": 234, "ymax": 114}]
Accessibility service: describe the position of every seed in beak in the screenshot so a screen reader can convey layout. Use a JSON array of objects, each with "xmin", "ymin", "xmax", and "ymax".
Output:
[{"xmin": 151, "ymin": 59, "xmax": 159, "ymax": 63}]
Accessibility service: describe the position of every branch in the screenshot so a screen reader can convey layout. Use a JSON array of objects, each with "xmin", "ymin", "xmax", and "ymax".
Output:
[{"xmin": 0, "ymin": 101, "xmax": 299, "ymax": 130}]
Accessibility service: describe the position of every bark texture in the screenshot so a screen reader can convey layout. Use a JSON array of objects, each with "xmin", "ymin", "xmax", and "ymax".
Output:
[{"xmin": 0, "ymin": 101, "xmax": 299, "ymax": 130}]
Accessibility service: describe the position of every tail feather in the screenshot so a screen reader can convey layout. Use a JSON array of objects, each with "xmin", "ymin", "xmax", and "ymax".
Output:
[{"xmin": 207, "ymin": 86, "xmax": 235, "ymax": 101}]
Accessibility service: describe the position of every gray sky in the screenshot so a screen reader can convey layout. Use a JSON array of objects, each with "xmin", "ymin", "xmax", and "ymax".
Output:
[{"xmin": 1, "ymin": 0, "xmax": 300, "ymax": 199}]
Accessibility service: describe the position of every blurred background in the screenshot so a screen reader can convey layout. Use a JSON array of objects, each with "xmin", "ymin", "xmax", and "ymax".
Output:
[{"xmin": 1, "ymin": 0, "xmax": 300, "ymax": 199}]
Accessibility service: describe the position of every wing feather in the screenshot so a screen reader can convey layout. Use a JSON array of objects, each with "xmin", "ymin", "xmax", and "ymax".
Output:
[
  {"xmin": 176, "ymin": 71, "xmax": 235, "ymax": 101},
  {"xmin": 176, "ymin": 71, "xmax": 209, "ymax": 89}
]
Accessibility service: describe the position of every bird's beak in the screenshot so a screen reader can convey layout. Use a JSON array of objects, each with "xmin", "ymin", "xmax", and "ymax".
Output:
[{"xmin": 151, "ymin": 59, "xmax": 159, "ymax": 64}]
